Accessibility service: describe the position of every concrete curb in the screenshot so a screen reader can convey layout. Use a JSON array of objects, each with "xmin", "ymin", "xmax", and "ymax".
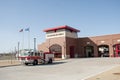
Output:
[{"xmin": 0, "ymin": 64, "xmax": 21, "ymax": 68}]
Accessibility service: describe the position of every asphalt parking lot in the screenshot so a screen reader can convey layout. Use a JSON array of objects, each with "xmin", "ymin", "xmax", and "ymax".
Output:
[{"xmin": 0, "ymin": 58, "xmax": 120, "ymax": 80}]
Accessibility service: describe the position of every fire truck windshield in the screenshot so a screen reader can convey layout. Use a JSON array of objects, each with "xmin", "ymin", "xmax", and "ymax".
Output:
[
  {"xmin": 20, "ymin": 52, "xmax": 30, "ymax": 56},
  {"xmin": 20, "ymin": 49, "xmax": 33, "ymax": 57}
]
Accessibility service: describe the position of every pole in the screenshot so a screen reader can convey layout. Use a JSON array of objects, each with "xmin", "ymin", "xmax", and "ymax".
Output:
[
  {"xmin": 34, "ymin": 38, "xmax": 36, "ymax": 52},
  {"xmin": 28, "ymin": 28, "xmax": 30, "ymax": 51},
  {"xmin": 10, "ymin": 51, "xmax": 12, "ymax": 64},
  {"xmin": 18, "ymin": 42, "xmax": 20, "ymax": 60},
  {"xmin": 22, "ymin": 31, "xmax": 24, "ymax": 50}
]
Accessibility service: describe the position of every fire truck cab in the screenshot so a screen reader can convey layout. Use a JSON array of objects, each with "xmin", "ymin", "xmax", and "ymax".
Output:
[{"xmin": 19, "ymin": 49, "xmax": 54, "ymax": 65}]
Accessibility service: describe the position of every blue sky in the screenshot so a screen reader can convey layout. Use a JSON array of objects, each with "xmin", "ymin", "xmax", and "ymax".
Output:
[{"xmin": 0, "ymin": 0, "xmax": 120, "ymax": 53}]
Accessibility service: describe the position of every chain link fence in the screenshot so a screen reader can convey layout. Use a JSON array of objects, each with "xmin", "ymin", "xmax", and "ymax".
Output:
[{"xmin": 0, "ymin": 53, "xmax": 20, "ymax": 67}]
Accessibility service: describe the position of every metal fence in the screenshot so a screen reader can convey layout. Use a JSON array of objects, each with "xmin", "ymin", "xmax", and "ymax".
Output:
[
  {"xmin": 0, "ymin": 53, "xmax": 20, "ymax": 67},
  {"xmin": 0, "ymin": 53, "xmax": 16, "ymax": 60}
]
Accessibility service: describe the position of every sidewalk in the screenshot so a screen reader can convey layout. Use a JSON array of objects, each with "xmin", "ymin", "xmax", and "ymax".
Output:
[
  {"xmin": 0, "ymin": 60, "xmax": 21, "ymax": 67},
  {"xmin": 85, "ymin": 66, "xmax": 120, "ymax": 80}
]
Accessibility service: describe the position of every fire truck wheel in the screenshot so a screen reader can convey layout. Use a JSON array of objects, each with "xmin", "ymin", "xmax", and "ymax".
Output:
[
  {"xmin": 48, "ymin": 58, "xmax": 53, "ymax": 64},
  {"xmin": 33, "ymin": 60, "xmax": 38, "ymax": 65},
  {"xmin": 25, "ymin": 63, "xmax": 28, "ymax": 65}
]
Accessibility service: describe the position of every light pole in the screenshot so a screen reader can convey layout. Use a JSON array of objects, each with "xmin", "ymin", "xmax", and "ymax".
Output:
[
  {"xmin": 34, "ymin": 38, "xmax": 36, "ymax": 52},
  {"xmin": 17, "ymin": 42, "xmax": 20, "ymax": 60}
]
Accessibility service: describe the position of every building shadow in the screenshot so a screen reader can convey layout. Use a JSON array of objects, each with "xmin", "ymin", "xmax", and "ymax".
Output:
[{"xmin": 25, "ymin": 61, "xmax": 67, "ymax": 66}]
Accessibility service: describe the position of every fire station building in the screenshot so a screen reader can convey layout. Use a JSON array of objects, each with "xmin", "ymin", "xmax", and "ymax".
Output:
[{"xmin": 38, "ymin": 25, "xmax": 120, "ymax": 59}]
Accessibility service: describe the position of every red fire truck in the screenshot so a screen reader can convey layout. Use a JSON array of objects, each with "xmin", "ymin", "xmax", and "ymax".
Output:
[{"xmin": 18, "ymin": 49, "xmax": 54, "ymax": 65}]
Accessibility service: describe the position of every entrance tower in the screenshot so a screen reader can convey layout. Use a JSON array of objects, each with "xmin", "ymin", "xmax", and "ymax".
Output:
[{"xmin": 38, "ymin": 25, "xmax": 80, "ymax": 59}]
